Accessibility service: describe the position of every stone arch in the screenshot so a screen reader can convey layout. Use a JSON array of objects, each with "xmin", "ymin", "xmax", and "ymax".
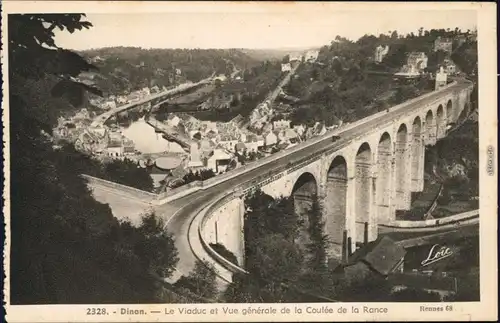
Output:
[
  {"xmin": 376, "ymin": 132, "xmax": 393, "ymax": 224},
  {"xmin": 436, "ymin": 104, "xmax": 445, "ymax": 138},
  {"xmin": 411, "ymin": 117, "xmax": 424, "ymax": 192},
  {"xmin": 324, "ymin": 155, "xmax": 348, "ymax": 257},
  {"xmin": 354, "ymin": 142, "xmax": 373, "ymax": 245},
  {"xmin": 292, "ymin": 172, "xmax": 318, "ymax": 214},
  {"xmin": 395, "ymin": 124, "xmax": 411, "ymax": 210},
  {"xmin": 446, "ymin": 99, "xmax": 453, "ymax": 123},
  {"xmin": 425, "ymin": 110, "xmax": 436, "ymax": 145},
  {"xmin": 292, "ymin": 172, "xmax": 318, "ymax": 247}
]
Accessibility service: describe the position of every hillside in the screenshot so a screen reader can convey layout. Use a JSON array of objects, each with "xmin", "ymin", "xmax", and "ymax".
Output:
[
  {"xmin": 283, "ymin": 28, "xmax": 476, "ymax": 127},
  {"xmin": 155, "ymin": 59, "xmax": 283, "ymax": 122},
  {"xmin": 78, "ymin": 47, "xmax": 261, "ymax": 95}
]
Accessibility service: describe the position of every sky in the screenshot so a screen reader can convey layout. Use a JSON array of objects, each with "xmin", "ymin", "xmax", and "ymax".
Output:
[{"xmin": 53, "ymin": 3, "xmax": 477, "ymax": 50}]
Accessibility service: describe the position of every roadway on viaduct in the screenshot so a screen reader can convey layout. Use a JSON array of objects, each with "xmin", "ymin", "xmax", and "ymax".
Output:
[{"xmin": 161, "ymin": 79, "xmax": 474, "ymax": 283}]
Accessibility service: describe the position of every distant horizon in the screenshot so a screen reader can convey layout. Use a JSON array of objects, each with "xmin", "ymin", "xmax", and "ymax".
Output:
[
  {"xmin": 78, "ymin": 45, "xmax": 320, "ymax": 52},
  {"xmin": 53, "ymin": 8, "xmax": 477, "ymax": 51}
]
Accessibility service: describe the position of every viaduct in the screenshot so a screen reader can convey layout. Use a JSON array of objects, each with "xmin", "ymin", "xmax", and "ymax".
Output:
[{"xmin": 87, "ymin": 79, "xmax": 475, "ymax": 284}]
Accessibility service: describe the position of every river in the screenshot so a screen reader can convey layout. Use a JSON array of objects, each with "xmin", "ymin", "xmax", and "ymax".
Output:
[{"xmin": 121, "ymin": 117, "xmax": 185, "ymax": 154}]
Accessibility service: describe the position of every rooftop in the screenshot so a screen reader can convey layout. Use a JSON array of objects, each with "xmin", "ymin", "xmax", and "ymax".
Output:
[{"xmin": 348, "ymin": 236, "xmax": 406, "ymax": 276}]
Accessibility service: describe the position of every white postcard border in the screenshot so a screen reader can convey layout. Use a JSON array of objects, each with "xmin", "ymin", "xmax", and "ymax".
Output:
[{"xmin": 2, "ymin": 1, "xmax": 497, "ymax": 322}]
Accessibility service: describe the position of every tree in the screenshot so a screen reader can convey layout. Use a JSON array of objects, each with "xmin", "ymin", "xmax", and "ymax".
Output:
[
  {"xmin": 223, "ymin": 273, "xmax": 265, "ymax": 303},
  {"xmin": 135, "ymin": 213, "xmax": 179, "ymax": 278},
  {"xmin": 244, "ymin": 190, "xmax": 301, "ymax": 242},
  {"xmin": 393, "ymin": 85, "xmax": 419, "ymax": 104},
  {"xmin": 382, "ymin": 43, "xmax": 409, "ymax": 68},
  {"xmin": 247, "ymin": 233, "xmax": 304, "ymax": 283},
  {"xmin": 9, "ymin": 14, "xmax": 178, "ymax": 304},
  {"xmin": 104, "ymin": 158, "xmax": 154, "ymax": 191},
  {"xmin": 9, "ymin": 14, "xmax": 102, "ymax": 113},
  {"xmin": 305, "ymin": 198, "xmax": 329, "ymax": 272},
  {"xmin": 175, "ymin": 260, "xmax": 218, "ymax": 300}
]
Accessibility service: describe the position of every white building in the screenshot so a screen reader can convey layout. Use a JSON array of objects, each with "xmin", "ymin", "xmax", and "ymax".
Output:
[
  {"xmin": 203, "ymin": 121, "xmax": 218, "ymax": 134},
  {"xmin": 407, "ymin": 52, "xmax": 428, "ymax": 71},
  {"xmin": 207, "ymin": 149, "xmax": 233, "ymax": 173},
  {"xmin": 214, "ymin": 74, "xmax": 228, "ymax": 82},
  {"xmin": 305, "ymin": 50, "xmax": 320, "ymax": 62},
  {"xmin": 116, "ymin": 95, "xmax": 128, "ymax": 104},
  {"xmin": 435, "ymin": 66, "xmax": 448, "ymax": 91},
  {"xmin": 374, "ymin": 45, "xmax": 390, "ymax": 63},
  {"xmin": 289, "ymin": 54, "xmax": 303, "ymax": 62},
  {"xmin": 281, "ymin": 63, "xmax": 292, "ymax": 72},
  {"xmin": 219, "ymin": 135, "xmax": 239, "ymax": 151},
  {"xmin": 443, "ymin": 59, "xmax": 457, "ymax": 75},
  {"xmin": 188, "ymin": 143, "xmax": 204, "ymax": 168},
  {"xmin": 264, "ymin": 131, "xmax": 278, "ymax": 146},
  {"xmin": 277, "ymin": 128, "xmax": 299, "ymax": 144},
  {"xmin": 102, "ymin": 99, "xmax": 117, "ymax": 110},
  {"xmin": 293, "ymin": 125, "xmax": 306, "ymax": 137},
  {"xmin": 106, "ymin": 144, "xmax": 123, "ymax": 157},
  {"xmin": 273, "ymin": 119, "xmax": 291, "ymax": 130}
]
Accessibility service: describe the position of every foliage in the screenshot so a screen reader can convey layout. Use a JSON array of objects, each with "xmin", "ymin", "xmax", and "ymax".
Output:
[
  {"xmin": 393, "ymin": 84, "xmax": 420, "ymax": 104},
  {"xmin": 80, "ymin": 47, "xmax": 261, "ymax": 95},
  {"xmin": 286, "ymin": 27, "xmax": 476, "ymax": 127},
  {"xmin": 174, "ymin": 260, "xmax": 218, "ymax": 300},
  {"xmin": 102, "ymin": 158, "xmax": 154, "ymax": 191},
  {"xmin": 451, "ymin": 40, "xmax": 478, "ymax": 75},
  {"xmin": 135, "ymin": 213, "xmax": 179, "ymax": 277},
  {"xmin": 9, "ymin": 14, "xmax": 178, "ymax": 304},
  {"xmin": 9, "ymin": 14, "xmax": 102, "ymax": 109},
  {"xmin": 170, "ymin": 169, "xmax": 217, "ymax": 188},
  {"xmin": 435, "ymin": 121, "xmax": 479, "ymax": 198},
  {"xmin": 56, "ymin": 144, "xmax": 154, "ymax": 191},
  {"xmin": 305, "ymin": 198, "xmax": 329, "ymax": 272},
  {"xmin": 244, "ymin": 190, "xmax": 301, "ymax": 242},
  {"xmin": 247, "ymin": 233, "xmax": 304, "ymax": 282}
]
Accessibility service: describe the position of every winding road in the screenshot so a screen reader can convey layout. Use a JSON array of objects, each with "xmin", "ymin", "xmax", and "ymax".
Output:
[{"xmin": 159, "ymin": 79, "xmax": 473, "ymax": 282}]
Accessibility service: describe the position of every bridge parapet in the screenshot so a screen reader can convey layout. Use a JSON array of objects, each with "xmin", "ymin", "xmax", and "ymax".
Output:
[
  {"xmin": 380, "ymin": 209, "xmax": 479, "ymax": 229},
  {"xmin": 197, "ymin": 190, "xmax": 248, "ymax": 280},
  {"xmin": 163, "ymin": 80, "xmax": 471, "ymax": 205},
  {"xmin": 183, "ymin": 79, "xmax": 474, "ymax": 283},
  {"xmin": 155, "ymin": 181, "xmax": 203, "ymax": 203},
  {"xmin": 82, "ymin": 174, "xmax": 157, "ymax": 201}
]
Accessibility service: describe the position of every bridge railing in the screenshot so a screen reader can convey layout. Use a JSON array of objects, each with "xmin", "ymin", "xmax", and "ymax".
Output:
[
  {"xmin": 157, "ymin": 80, "xmax": 471, "ymax": 204},
  {"xmin": 381, "ymin": 209, "xmax": 479, "ymax": 229},
  {"xmin": 188, "ymin": 80, "xmax": 474, "ymax": 282},
  {"xmin": 173, "ymin": 81, "xmax": 465, "ymax": 198},
  {"xmin": 88, "ymin": 81, "xmax": 471, "ymax": 207},
  {"xmin": 197, "ymin": 189, "xmax": 249, "ymax": 276},
  {"xmin": 82, "ymin": 174, "xmax": 157, "ymax": 201}
]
